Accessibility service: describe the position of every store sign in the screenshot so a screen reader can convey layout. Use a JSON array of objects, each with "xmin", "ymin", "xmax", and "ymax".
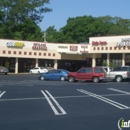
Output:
[
  {"xmin": 80, "ymin": 45, "xmax": 88, "ymax": 53},
  {"xmin": 32, "ymin": 43, "xmax": 47, "ymax": 50},
  {"xmin": 70, "ymin": 45, "xmax": 78, "ymax": 51},
  {"xmin": 116, "ymin": 38, "xmax": 130, "ymax": 47},
  {"xmin": 58, "ymin": 45, "xmax": 68, "ymax": 49},
  {"xmin": 92, "ymin": 41, "xmax": 107, "ymax": 45},
  {"xmin": 7, "ymin": 42, "xmax": 24, "ymax": 47}
]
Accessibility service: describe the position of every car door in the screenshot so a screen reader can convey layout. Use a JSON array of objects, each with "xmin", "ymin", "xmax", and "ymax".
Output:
[
  {"xmin": 33, "ymin": 67, "xmax": 39, "ymax": 74},
  {"xmin": 76, "ymin": 68, "xmax": 86, "ymax": 80},
  {"xmin": 45, "ymin": 70, "xmax": 54, "ymax": 80},
  {"xmin": 84, "ymin": 68, "xmax": 93, "ymax": 80},
  {"xmin": 53, "ymin": 70, "xmax": 61, "ymax": 80}
]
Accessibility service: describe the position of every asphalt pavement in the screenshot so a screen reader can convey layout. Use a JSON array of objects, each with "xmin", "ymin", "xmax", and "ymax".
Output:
[{"xmin": 0, "ymin": 74, "xmax": 130, "ymax": 130}]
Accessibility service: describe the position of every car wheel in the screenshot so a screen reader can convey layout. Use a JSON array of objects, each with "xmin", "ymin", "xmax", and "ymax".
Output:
[
  {"xmin": 68, "ymin": 76, "xmax": 75, "ymax": 82},
  {"xmin": 60, "ymin": 76, "xmax": 65, "ymax": 81},
  {"xmin": 92, "ymin": 77, "xmax": 99, "ymax": 83},
  {"xmin": 115, "ymin": 76, "xmax": 122, "ymax": 82},
  {"xmin": 5, "ymin": 73, "xmax": 7, "ymax": 75},
  {"xmin": 40, "ymin": 76, "xmax": 45, "ymax": 81}
]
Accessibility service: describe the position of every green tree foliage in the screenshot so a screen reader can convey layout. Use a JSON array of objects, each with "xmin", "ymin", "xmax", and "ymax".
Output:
[
  {"xmin": 0, "ymin": 0, "xmax": 52, "ymax": 40},
  {"xmin": 45, "ymin": 15, "xmax": 130, "ymax": 43}
]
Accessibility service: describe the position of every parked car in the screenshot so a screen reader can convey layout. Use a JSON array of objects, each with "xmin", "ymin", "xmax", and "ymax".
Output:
[
  {"xmin": 67, "ymin": 67, "xmax": 106, "ymax": 83},
  {"xmin": 38, "ymin": 69, "xmax": 70, "ymax": 81},
  {"xmin": 0, "ymin": 66, "xmax": 9, "ymax": 75},
  {"xmin": 101, "ymin": 66, "xmax": 130, "ymax": 82},
  {"xmin": 46, "ymin": 67, "xmax": 54, "ymax": 71},
  {"xmin": 30, "ymin": 67, "xmax": 48, "ymax": 74}
]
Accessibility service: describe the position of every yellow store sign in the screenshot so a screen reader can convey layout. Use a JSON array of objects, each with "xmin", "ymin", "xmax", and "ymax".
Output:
[{"xmin": 7, "ymin": 42, "xmax": 24, "ymax": 47}]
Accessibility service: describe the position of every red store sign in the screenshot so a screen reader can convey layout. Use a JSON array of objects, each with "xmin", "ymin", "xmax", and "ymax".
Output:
[
  {"xmin": 92, "ymin": 41, "xmax": 107, "ymax": 46},
  {"xmin": 32, "ymin": 43, "xmax": 47, "ymax": 50},
  {"xmin": 70, "ymin": 45, "xmax": 78, "ymax": 51}
]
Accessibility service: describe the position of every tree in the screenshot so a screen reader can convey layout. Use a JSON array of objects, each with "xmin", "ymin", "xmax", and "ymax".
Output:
[
  {"xmin": 0, "ymin": 0, "xmax": 52, "ymax": 24},
  {"xmin": 0, "ymin": 0, "xmax": 52, "ymax": 40}
]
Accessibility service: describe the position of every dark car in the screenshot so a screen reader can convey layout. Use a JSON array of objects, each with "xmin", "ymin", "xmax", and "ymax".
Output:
[
  {"xmin": 0, "ymin": 66, "xmax": 9, "ymax": 75},
  {"xmin": 67, "ymin": 67, "xmax": 106, "ymax": 83},
  {"xmin": 38, "ymin": 69, "xmax": 69, "ymax": 81}
]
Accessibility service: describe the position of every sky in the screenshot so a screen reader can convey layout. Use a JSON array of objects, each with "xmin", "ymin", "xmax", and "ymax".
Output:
[{"xmin": 38, "ymin": 0, "xmax": 130, "ymax": 31}]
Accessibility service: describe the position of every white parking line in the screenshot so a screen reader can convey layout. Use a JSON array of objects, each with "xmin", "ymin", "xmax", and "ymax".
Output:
[
  {"xmin": 0, "ymin": 91, "xmax": 6, "ymax": 98},
  {"xmin": 41, "ymin": 90, "xmax": 67, "ymax": 115},
  {"xmin": 108, "ymin": 88, "xmax": 130, "ymax": 94},
  {"xmin": 77, "ymin": 89, "xmax": 130, "ymax": 109}
]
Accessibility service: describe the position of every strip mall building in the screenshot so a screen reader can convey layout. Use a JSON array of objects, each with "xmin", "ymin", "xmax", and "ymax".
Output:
[{"xmin": 0, "ymin": 35, "xmax": 130, "ymax": 73}]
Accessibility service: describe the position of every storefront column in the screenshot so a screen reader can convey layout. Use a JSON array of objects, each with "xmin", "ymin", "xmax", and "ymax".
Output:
[
  {"xmin": 35, "ymin": 58, "xmax": 38, "ymax": 67},
  {"xmin": 122, "ymin": 53, "xmax": 125, "ymax": 66},
  {"xmin": 107, "ymin": 53, "xmax": 110, "ymax": 66},
  {"xmin": 92, "ymin": 54, "xmax": 96, "ymax": 67},
  {"xmin": 15, "ymin": 58, "xmax": 18, "ymax": 74},
  {"xmin": 54, "ymin": 60, "xmax": 58, "ymax": 69}
]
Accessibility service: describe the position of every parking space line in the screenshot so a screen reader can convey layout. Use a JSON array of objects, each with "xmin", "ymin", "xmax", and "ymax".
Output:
[
  {"xmin": 107, "ymin": 88, "xmax": 130, "ymax": 94},
  {"xmin": 77, "ymin": 89, "xmax": 130, "ymax": 109},
  {"xmin": 41, "ymin": 90, "xmax": 67, "ymax": 115},
  {"xmin": 0, "ymin": 91, "xmax": 6, "ymax": 98}
]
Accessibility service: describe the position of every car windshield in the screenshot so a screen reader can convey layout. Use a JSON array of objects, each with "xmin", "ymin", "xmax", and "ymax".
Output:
[{"xmin": 62, "ymin": 69, "xmax": 70, "ymax": 73}]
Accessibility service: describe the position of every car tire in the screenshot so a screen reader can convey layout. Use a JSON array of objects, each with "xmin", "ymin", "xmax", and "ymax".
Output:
[
  {"xmin": 5, "ymin": 73, "xmax": 7, "ymax": 75},
  {"xmin": 40, "ymin": 76, "xmax": 45, "ymax": 81},
  {"xmin": 115, "ymin": 76, "xmax": 122, "ymax": 82},
  {"xmin": 92, "ymin": 77, "xmax": 99, "ymax": 83},
  {"xmin": 68, "ymin": 76, "xmax": 75, "ymax": 82},
  {"xmin": 60, "ymin": 76, "xmax": 65, "ymax": 81}
]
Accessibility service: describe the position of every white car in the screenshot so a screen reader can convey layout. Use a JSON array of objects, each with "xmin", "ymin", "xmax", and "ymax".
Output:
[{"xmin": 29, "ymin": 67, "xmax": 48, "ymax": 74}]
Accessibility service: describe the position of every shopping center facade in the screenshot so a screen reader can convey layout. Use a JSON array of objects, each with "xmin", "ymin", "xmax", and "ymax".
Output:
[{"xmin": 0, "ymin": 35, "xmax": 130, "ymax": 73}]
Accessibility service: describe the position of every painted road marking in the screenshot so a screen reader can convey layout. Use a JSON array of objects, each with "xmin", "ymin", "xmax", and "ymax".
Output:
[
  {"xmin": 41, "ymin": 90, "xmax": 67, "ymax": 115},
  {"xmin": 0, "ymin": 91, "xmax": 6, "ymax": 98},
  {"xmin": 108, "ymin": 88, "xmax": 130, "ymax": 94},
  {"xmin": 77, "ymin": 89, "xmax": 130, "ymax": 109}
]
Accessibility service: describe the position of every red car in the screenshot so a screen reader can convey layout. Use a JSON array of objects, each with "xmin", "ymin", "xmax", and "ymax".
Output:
[{"xmin": 67, "ymin": 67, "xmax": 106, "ymax": 83}]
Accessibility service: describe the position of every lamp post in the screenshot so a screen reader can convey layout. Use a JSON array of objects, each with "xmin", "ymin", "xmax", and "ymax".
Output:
[{"xmin": 43, "ymin": 32, "xmax": 47, "ymax": 42}]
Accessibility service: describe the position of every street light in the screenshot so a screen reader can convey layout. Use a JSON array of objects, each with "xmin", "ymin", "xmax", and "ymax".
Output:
[{"xmin": 43, "ymin": 32, "xmax": 47, "ymax": 42}]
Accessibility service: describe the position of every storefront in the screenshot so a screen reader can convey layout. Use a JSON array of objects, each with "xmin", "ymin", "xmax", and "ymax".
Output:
[
  {"xmin": 0, "ymin": 35, "xmax": 130, "ymax": 73},
  {"xmin": 89, "ymin": 35, "xmax": 130, "ymax": 67}
]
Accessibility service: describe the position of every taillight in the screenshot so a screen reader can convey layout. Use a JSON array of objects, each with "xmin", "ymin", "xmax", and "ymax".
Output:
[{"xmin": 126, "ymin": 72, "xmax": 129, "ymax": 76}]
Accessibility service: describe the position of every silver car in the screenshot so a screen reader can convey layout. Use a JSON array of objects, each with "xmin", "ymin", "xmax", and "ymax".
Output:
[{"xmin": 0, "ymin": 66, "xmax": 9, "ymax": 75}]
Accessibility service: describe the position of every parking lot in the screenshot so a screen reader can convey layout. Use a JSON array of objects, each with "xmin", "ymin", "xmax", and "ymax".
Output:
[{"xmin": 0, "ymin": 74, "xmax": 130, "ymax": 130}]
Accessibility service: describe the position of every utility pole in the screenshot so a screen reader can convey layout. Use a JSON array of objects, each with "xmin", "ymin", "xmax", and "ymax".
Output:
[{"xmin": 43, "ymin": 32, "xmax": 47, "ymax": 42}]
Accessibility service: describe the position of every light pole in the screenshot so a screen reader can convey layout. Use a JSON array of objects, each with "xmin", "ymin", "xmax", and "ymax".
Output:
[{"xmin": 43, "ymin": 32, "xmax": 47, "ymax": 42}]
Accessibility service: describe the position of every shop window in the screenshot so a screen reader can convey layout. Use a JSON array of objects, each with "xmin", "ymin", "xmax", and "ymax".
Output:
[
  {"xmin": 105, "ymin": 47, "xmax": 108, "ymax": 50},
  {"xmin": 110, "ymin": 47, "xmax": 112, "ymax": 50},
  {"xmin": 3, "ymin": 50, "xmax": 6, "ymax": 54},
  {"xmin": 53, "ymin": 53, "xmax": 55, "ymax": 56},
  {"xmin": 8, "ymin": 51, "xmax": 11, "ymax": 54},
  {"xmin": 123, "ymin": 47, "xmax": 126, "ymax": 50},
  {"xmin": 101, "ymin": 47, "xmax": 104, "ymax": 50},
  {"xmin": 128, "ymin": 47, "xmax": 130, "ymax": 50},
  {"xmin": 24, "ymin": 52, "xmax": 27, "ymax": 55},
  {"xmin": 44, "ymin": 53, "xmax": 46, "ymax": 56},
  {"xmin": 13, "ymin": 51, "xmax": 16, "ymax": 54},
  {"xmin": 48, "ymin": 53, "xmax": 51, "ymax": 56},
  {"xmin": 19, "ymin": 51, "xmax": 22, "ymax": 55},
  {"xmin": 114, "ymin": 47, "xmax": 117, "ymax": 50},
  {"xmin": 97, "ymin": 47, "xmax": 100, "ymax": 50},
  {"xmin": 39, "ymin": 53, "xmax": 41, "ymax": 56},
  {"xmin": 93, "ymin": 47, "xmax": 96, "ymax": 50},
  {"xmin": 118, "ymin": 47, "xmax": 121, "ymax": 50},
  {"xmin": 34, "ymin": 52, "xmax": 37, "ymax": 55},
  {"xmin": 29, "ymin": 52, "xmax": 32, "ymax": 55}
]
